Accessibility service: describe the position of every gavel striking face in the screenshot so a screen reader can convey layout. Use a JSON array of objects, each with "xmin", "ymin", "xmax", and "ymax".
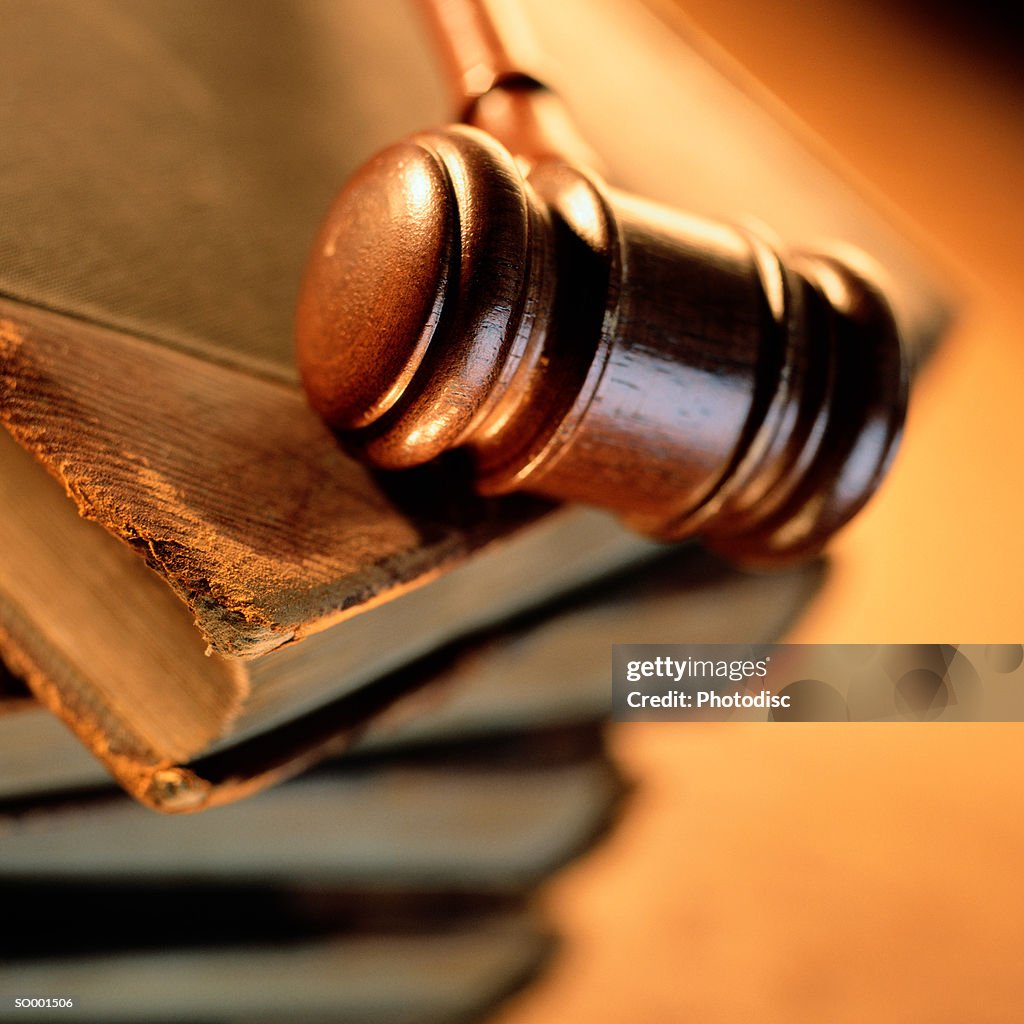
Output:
[{"xmin": 296, "ymin": 125, "xmax": 906, "ymax": 566}]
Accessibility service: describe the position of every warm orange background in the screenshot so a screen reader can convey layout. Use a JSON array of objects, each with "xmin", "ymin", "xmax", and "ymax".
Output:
[{"xmin": 501, "ymin": 2, "xmax": 1024, "ymax": 1020}]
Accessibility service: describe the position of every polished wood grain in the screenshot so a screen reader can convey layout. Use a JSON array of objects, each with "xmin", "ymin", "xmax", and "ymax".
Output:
[{"xmin": 296, "ymin": 124, "xmax": 907, "ymax": 565}]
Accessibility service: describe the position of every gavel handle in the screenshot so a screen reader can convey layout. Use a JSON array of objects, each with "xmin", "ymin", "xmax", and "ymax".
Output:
[
  {"xmin": 416, "ymin": 0, "xmax": 604, "ymax": 170},
  {"xmin": 417, "ymin": 0, "xmax": 536, "ymax": 112}
]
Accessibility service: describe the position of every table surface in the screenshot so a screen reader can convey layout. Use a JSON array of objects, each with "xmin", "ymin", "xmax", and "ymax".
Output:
[{"xmin": 499, "ymin": 1, "xmax": 1024, "ymax": 1021}]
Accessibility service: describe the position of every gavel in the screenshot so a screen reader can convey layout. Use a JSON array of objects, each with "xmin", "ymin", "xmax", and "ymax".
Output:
[{"xmin": 295, "ymin": 0, "xmax": 907, "ymax": 566}]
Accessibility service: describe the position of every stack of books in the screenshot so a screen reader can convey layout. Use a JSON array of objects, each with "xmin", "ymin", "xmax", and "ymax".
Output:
[{"xmin": 0, "ymin": 519, "xmax": 820, "ymax": 1021}]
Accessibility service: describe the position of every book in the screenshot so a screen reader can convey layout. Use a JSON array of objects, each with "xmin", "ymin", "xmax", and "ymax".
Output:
[
  {"xmin": 0, "ymin": 537, "xmax": 820, "ymax": 803},
  {"xmin": 0, "ymin": 0, "xmax": 951, "ymax": 812},
  {"xmin": 0, "ymin": 407, "xmax": 653, "ymax": 810},
  {"xmin": 0, "ymin": 729, "xmax": 622, "ymax": 886}
]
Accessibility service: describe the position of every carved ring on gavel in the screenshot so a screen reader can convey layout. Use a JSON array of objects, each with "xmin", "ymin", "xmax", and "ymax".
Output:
[{"xmin": 296, "ymin": 125, "xmax": 907, "ymax": 566}]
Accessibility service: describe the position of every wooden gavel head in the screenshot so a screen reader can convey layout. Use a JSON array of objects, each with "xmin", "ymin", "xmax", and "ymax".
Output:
[{"xmin": 296, "ymin": 125, "xmax": 907, "ymax": 565}]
